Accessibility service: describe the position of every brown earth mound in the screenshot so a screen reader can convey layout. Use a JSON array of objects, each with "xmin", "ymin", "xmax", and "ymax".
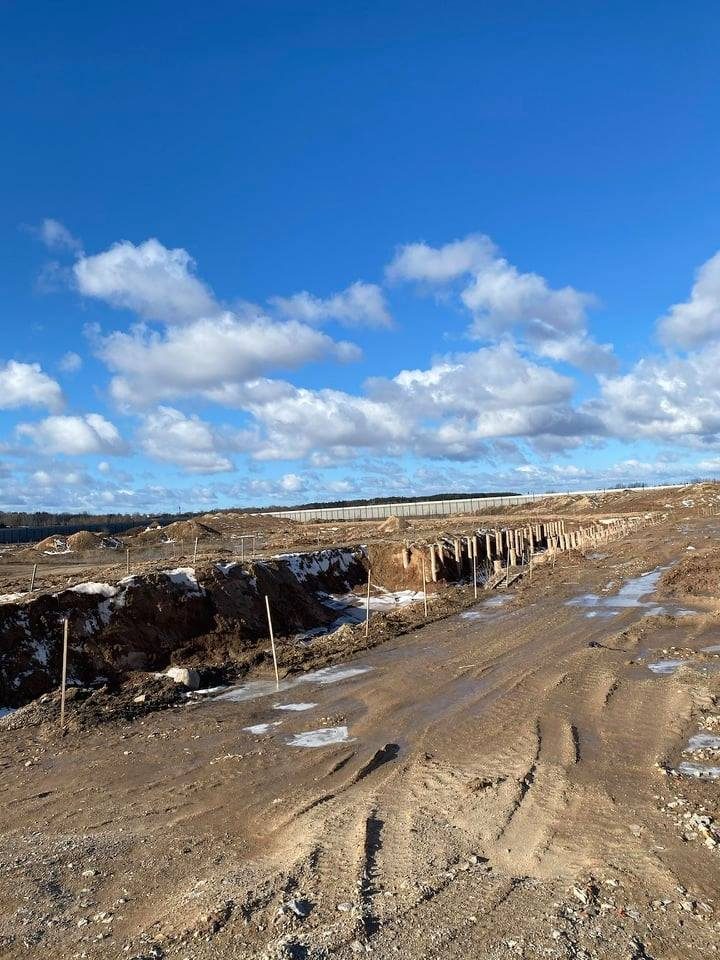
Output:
[
  {"xmin": 661, "ymin": 550, "xmax": 720, "ymax": 598},
  {"xmin": 135, "ymin": 518, "xmax": 221, "ymax": 543},
  {"xmin": 377, "ymin": 515, "xmax": 410, "ymax": 534},
  {"xmin": 35, "ymin": 535, "xmax": 69, "ymax": 552},
  {"xmin": 67, "ymin": 530, "xmax": 101, "ymax": 550}
]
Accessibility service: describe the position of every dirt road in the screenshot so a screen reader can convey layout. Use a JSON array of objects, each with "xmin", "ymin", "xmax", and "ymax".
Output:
[{"xmin": 1, "ymin": 514, "xmax": 719, "ymax": 959}]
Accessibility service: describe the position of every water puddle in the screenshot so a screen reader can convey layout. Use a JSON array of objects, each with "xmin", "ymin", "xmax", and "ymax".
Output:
[
  {"xmin": 458, "ymin": 594, "xmax": 512, "ymax": 621},
  {"xmin": 566, "ymin": 566, "xmax": 695, "ymax": 620},
  {"xmin": 215, "ymin": 664, "xmax": 372, "ymax": 704},
  {"xmin": 273, "ymin": 702, "xmax": 317, "ymax": 712},
  {"xmin": 286, "ymin": 726, "xmax": 353, "ymax": 748}
]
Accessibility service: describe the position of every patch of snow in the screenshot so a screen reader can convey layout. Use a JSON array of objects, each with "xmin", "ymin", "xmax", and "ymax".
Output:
[
  {"xmin": 216, "ymin": 561, "xmax": 240, "ymax": 575},
  {"xmin": 70, "ymin": 582, "xmax": 118, "ymax": 598},
  {"xmin": 243, "ymin": 721, "xmax": 283, "ymax": 735},
  {"xmin": 286, "ymin": 726, "xmax": 353, "ymax": 748},
  {"xmin": 677, "ymin": 761, "xmax": 720, "ymax": 780},
  {"xmin": 0, "ymin": 592, "xmax": 27, "ymax": 604},
  {"xmin": 684, "ymin": 733, "xmax": 720, "ymax": 752},
  {"xmin": 0, "ymin": 707, "xmax": 16, "ymax": 719},
  {"xmin": 162, "ymin": 567, "xmax": 203, "ymax": 593},
  {"xmin": 648, "ymin": 658, "xmax": 685, "ymax": 675}
]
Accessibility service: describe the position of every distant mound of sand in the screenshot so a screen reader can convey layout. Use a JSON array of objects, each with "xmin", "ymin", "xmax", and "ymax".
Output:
[
  {"xmin": 67, "ymin": 531, "xmax": 101, "ymax": 550},
  {"xmin": 136, "ymin": 518, "xmax": 221, "ymax": 543},
  {"xmin": 35, "ymin": 535, "xmax": 69, "ymax": 553},
  {"xmin": 377, "ymin": 515, "xmax": 410, "ymax": 534}
]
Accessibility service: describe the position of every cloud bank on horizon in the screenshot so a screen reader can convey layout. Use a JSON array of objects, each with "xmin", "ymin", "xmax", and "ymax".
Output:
[{"xmin": 3, "ymin": 219, "xmax": 720, "ymax": 513}]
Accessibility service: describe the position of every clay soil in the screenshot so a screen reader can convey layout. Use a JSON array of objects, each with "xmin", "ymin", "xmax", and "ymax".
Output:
[{"xmin": 2, "ymin": 491, "xmax": 720, "ymax": 958}]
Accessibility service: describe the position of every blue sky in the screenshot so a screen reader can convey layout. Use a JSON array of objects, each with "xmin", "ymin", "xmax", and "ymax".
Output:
[{"xmin": 2, "ymin": 1, "xmax": 720, "ymax": 513}]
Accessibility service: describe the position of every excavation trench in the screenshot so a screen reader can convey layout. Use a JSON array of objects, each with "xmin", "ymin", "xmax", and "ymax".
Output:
[{"xmin": 0, "ymin": 514, "xmax": 655, "ymax": 718}]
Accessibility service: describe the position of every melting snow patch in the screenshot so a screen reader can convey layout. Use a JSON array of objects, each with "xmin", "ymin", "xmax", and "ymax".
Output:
[
  {"xmin": 162, "ymin": 568, "xmax": 203, "ymax": 593},
  {"xmin": 70, "ymin": 582, "xmax": 118, "ymax": 598},
  {"xmin": 216, "ymin": 561, "xmax": 240, "ymax": 576},
  {"xmin": 702, "ymin": 644, "xmax": 720, "ymax": 653},
  {"xmin": 274, "ymin": 702, "xmax": 317, "ymax": 712},
  {"xmin": 303, "ymin": 665, "xmax": 371, "ymax": 685},
  {"xmin": 286, "ymin": 726, "xmax": 352, "ymax": 748},
  {"xmin": 0, "ymin": 707, "xmax": 16, "ymax": 719},
  {"xmin": 684, "ymin": 733, "xmax": 720, "ymax": 752},
  {"xmin": 677, "ymin": 761, "xmax": 720, "ymax": 780},
  {"xmin": 648, "ymin": 659, "xmax": 686, "ymax": 675},
  {"xmin": 243, "ymin": 721, "xmax": 282, "ymax": 735},
  {"xmin": 0, "ymin": 593, "xmax": 27, "ymax": 604}
]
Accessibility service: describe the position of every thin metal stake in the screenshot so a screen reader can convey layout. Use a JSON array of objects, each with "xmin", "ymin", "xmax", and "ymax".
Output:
[
  {"xmin": 365, "ymin": 566, "xmax": 372, "ymax": 639},
  {"xmin": 265, "ymin": 595, "xmax": 280, "ymax": 690},
  {"xmin": 421, "ymin": 556, "xmax": 428, "ymax": 620},
  {"xmin": 60, "ymin": 618, "xmax": 69, "ymax": 732}
]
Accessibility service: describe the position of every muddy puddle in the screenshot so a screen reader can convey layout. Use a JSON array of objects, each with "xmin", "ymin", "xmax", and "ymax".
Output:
[
  {"xmin": 673, "ymin": 730, "xmax": 720, "ymax": 780},
  {"xmin": 566, "ymin": 566, "xmax": 696, "ymax": 620},
  {"xmin": 209, "ymin": 663, "xmax": 373, "ymax": 705},
  {"xmin": 457, "ymin": 593, "xmax": 513, "ymax": 622}
]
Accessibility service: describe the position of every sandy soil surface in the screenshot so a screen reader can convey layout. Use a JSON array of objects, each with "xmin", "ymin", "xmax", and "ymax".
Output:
[{"xmin": 2, "ymin": 506, "xmax": 720, "ymax": 959}]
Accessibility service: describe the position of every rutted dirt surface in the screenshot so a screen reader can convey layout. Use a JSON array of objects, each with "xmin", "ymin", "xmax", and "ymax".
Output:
[{"xmin": 2, "ymin": 511, "xmax": 720, "ymax": 958}]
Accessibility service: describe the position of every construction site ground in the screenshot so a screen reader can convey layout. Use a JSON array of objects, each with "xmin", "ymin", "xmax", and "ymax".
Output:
[{"xmin": 1, "ymin": 488, "xmax": 720, "ymax": 959}]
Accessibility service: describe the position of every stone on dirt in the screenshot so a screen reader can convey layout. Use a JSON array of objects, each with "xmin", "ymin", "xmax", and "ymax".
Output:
[{"xmin": 165, "ymin": 666, "xmax": 201, "ymax": 689}]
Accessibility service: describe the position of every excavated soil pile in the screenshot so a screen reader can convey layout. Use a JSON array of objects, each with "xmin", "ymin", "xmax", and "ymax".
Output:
[
  {"xmin": 661, "ymin": 549, "xmax": 720, "ymax": 599},
  {"xmin": 0, "ymin": 548, "xmax": 367, "ymax": 709},
  {"xmin": 134, "ymin": 518, "xmax": 222, "ymax": 543},
  {"xmin": 67, "ymin": 530, "xmax": 101, "ymax": 550},
  {"xmin": 34, "ymin": 535, "xmax": 69, "ymax": 552},
  {"xmin": 377, "ymin": 515, "xmax": 411, "ymax": 534}
]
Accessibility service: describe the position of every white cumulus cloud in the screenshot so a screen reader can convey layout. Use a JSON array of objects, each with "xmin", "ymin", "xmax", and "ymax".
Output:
[
  {"xmin": 0, "ymin": 360, "xmax": 64, "ymax": 411},
  {"xmin": 270, "ymin": 281, "xmax": 391, "ymax": 328},
  {"xmin": 17, "ymin": 413, "xmax": 126, "ymax": 455},
  {"xmin": 138, "ymin": 406, "xmax": 237, "ymax": 474},
  {"xmin": 386, "ymin": 233, "xmax": 615, "ymax": 372},
  {"xmin": 74, "ymin": 238, "xmax": 218, "ymax": 324},
  {"xmin": 658, "ymin": 250, "xmax": 720, "ymax": 348}
]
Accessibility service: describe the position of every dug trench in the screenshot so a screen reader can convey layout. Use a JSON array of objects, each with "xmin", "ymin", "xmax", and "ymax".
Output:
[{"xmin": 2, "ymin": 514, "xmax": 720, "ymax": 959}]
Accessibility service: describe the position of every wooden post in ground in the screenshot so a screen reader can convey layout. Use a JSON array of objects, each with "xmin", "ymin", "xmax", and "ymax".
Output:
[
  {"xmin": 365, "ymin": 566, "xmax": 372, "ymax": 639},
  {"xmin": 126, "ymin": 548, "xmax": 130, "ymax": 575},
  {"xmin": 193, "ymin": 537, "xmax": 198, "ymax": 563},
  {"xmin": 473, "ymin": 552, "xmax": 478, "ymax": 599},
  {"xmin": 60, "ymin": 618, "xmax": 69, "ymax": 732},
  {"xmin": 264, "ymin": 595, "xmax": 280, "ymax": 690},
  {"xmin": 241, "ymin": 537, "xmax": 245, "ymax": 561},
  {"xmin": 252, "ymin": 535, "xmax": 257, "ymax": 559},
  {"xmin": 30, "ymin": 563, "xmax": 37, "ymax": 592},
  {"xmin": 421, "ymin": 556, "xmax": 428, "ymax": 620}
]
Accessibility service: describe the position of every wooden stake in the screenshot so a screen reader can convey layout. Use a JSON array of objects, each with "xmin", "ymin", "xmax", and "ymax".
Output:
[
  {"xmin": 421, "ymin": 556, "xmax": 428, "ymax": 620},
  {"xmin": 472, "ymin": 552, "xmax": 478, "ymax": 599},
  {"xmin": 59, "ymin": 618, "xmax": 69, "ymax": 732},
  {"xmin": 193, "ymin": 537, "xmax": 198, "ymax": 563},
  {"xmin": 30, "ymin": 563, "xmax": 37, "ymax": 592},
  {"xmin": 365, "ymin": 566, "xmax": 372, "ymax": 639},
  {"xmin": 264, "ymin": 595, "xmax": 280, "ymax": 690},
  {"xmin": 252, "ymin": 535, "xmax": 256, "ymax": 559},
  {"xmin": 126, "ymin": 548, "xmax": 130, "ymax": 575},
  {"xmin": 241, "ymin": 537, "xmax": 245, "ymax": 561}
]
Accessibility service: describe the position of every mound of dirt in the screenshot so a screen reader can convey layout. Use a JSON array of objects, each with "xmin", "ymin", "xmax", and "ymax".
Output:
[
  {"xmin": 377, "ymin": 515, "xmax": 410, "ymax": 534},
  {"xmin": 661, "ymin": 551, "xmax": 720, "ymax": 598},
  {"xmin": 67, "ymin": 530, "xmax": 101, "ymax": 550},
  {"xmin": 35, "ymin": 535, "xmax": 69, "ymax": 553},
  {"xmin": 136, "ymin": 518, "xmax": 221, "ymax": 543}
]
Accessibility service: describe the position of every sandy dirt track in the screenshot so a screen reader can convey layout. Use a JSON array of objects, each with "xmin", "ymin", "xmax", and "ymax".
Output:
[{"xmin": 2, "ymin": 513, "xmax": 720, "ymax": 958}]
